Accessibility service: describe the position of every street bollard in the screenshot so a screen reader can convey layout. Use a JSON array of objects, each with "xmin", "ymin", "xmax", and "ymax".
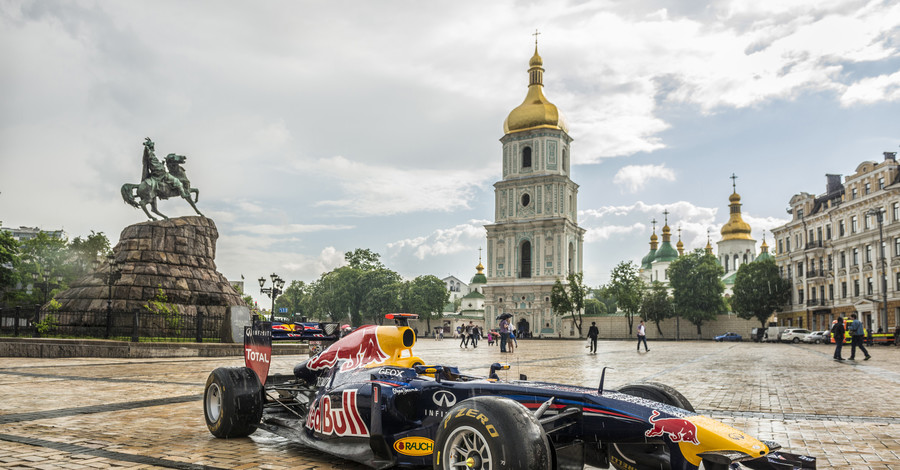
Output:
[{"xmin": 131, "ymin": 308, "xmax": 140, "ymax": 343}]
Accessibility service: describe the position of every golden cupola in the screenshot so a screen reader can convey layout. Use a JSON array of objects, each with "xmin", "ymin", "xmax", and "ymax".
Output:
[
  {"xmin": 503, "ymin": 44, "xmax": 569, "ymax": 134},
  {"xmin": 720, "ymin": 191, "xmax": 753, "ymax": 241}
]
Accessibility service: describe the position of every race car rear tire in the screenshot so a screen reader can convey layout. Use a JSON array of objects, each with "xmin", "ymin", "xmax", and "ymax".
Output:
[
  {"xmin": 204, "ymin": 367, "xmax": 264, "ymax": 438},
  {"xmin": 609, "ymin": 382, "xmax": 696, "ymax": 470},
  {"xmin": 433, "ymin": 397, "xmax": 551, "ymax": 470},
  {"xmin": 617, "ymin": 382, "xmax": 695, "ymax": 413}
]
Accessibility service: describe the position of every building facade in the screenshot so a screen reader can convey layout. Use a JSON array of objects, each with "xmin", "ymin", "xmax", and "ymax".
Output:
[
  {"xmin": 772, "ymin": 152, "xmax": 900, "ymax": 333},
  {"xmin": 483, "ymin": 44, "xmax": 586, "ymax": 338}
]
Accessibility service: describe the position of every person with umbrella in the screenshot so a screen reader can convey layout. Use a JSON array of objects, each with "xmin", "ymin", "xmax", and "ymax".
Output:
[{"xmin": 498, "ymin": 313, "xmax": 512, "ymax": 353}]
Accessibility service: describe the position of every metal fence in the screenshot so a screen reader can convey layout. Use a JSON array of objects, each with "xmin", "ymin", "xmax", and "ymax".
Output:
[{"xmin": 0, "ymin": 306, "xmax": 222, "ymax": 343}]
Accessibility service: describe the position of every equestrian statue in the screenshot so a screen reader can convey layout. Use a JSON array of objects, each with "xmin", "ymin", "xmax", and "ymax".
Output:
[{"xmin": 121, "ymin": 137, "xmax": 203, "ymax": 220}]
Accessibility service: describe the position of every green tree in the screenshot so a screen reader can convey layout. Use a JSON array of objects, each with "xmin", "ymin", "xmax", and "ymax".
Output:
[
  {"xmin": 403, "ymin": 275, "xmax": 449, "ymax": 332},
  {"xmin": 360, "ymin": 268, "xmax": 403, "ymax": 324},
  {"xmin": 18, "ymin": 231, "xmax": 69, "ymax": 304},
  {"xmin": 345, "ymin": 248, "xmax": 385, "ymax": 271},
  {"xmin": 275, "ymin": 280, "xmax": 312, "ymax": 320},
  {"xmin": 584, "ymin": 298, "xmax": 606, "ymax": 316},
  {"xmin": 0, "ymin": 228, "xmax": 20, "ymax": 302},
  {"xmin": 668, "ymin": 249, "xmax": 725, "ymax": 337},
  {"xmin": 640, "ymin": 281, "xmax": 675, "ymax": 335},
  {"xmin": 550, "ymin": 272, "xmax": 588, "ymax": 337},
  {"xmin": 68, "ymin": 231, "xmax": 111, "ymax": 278},
  {"xmin": 604, "ymin": 261, "xmax": 644, "ymax": 335},
  {"xmin": 731, "ymin": 258, "xmax": 791, "ymax": 339}
]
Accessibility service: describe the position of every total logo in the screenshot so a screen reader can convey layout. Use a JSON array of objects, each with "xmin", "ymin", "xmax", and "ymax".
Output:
[
  {"xmin": 393, "ymin": 436, "xmax": 434, "ymax": 456},
  {"xmin": 244, "ymin": 348, "xmax": 269, "ymax": 364},
  {"xmin": 432, "ymin": 391, "xmax": 456, "ymax": 407}
]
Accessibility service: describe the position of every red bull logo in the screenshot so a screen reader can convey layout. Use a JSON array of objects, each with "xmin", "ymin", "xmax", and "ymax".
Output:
[
  {"xmin": 305, "ymin": 390, "xmax": 368, "ymax": 437},
  {"xmin": 307, "ymin": 325, "xmax": 389, "ymax": 371},
  {"xmin": 644, "ymin": 410, "xmax": 699, "ymax": 445}
]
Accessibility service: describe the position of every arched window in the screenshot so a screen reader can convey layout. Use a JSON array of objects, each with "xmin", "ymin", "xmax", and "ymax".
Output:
[
  {"xmin": 520, "ymin": 241, "xmax": 532, "ymax": 278},
  {"xmin": 562, "ymin": 149, "xmax": 567, "ymax": 173},
  {"xmin": 522, "ymin": 147, "xmax": 532, "ymax": 168}
]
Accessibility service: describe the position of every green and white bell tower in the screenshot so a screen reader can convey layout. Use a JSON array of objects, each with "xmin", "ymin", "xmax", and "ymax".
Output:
[{"xmin": 483, "ymin": 40, "xmax": 586, "ymax": 337}]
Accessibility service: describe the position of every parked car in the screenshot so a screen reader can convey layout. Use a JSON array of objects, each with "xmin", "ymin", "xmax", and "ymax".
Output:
[
  {"xmin": 803, "ymin": 331, "xmax": 828, "ymax": 344},
  {"xmin": 781, "ymin": 328, "xmax": 811, "ymax": 343},
  {"xmin": 715, "ymin": 332, "xmax": 742, "ymax": 342},
  {"xmin": 764, "ymin": 326, "xmax": 788, "ymax": 342}
]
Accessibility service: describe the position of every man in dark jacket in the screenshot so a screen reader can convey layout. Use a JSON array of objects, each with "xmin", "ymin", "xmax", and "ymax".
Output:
[
  {"xmin": 848, "ymin": 313, "xmax": 871, "ymax": 361},
  {"xmin": 832, "ymin": 316, "xmax": 845, "ymax": 361},
  {"xmin": 587, "ymin": 322, "xmax": 599, "ymax": 354}
]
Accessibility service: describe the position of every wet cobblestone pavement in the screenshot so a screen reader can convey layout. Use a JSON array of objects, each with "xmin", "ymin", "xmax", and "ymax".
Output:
[{"xmin": 1, "ymin": 338, "xmax": 898, "ymax": 469}]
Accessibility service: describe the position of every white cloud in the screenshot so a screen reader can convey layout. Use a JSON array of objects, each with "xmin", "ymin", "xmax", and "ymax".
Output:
[
  {"xmin": 584, "ymin": 223, "xmax": 645, "ymax": 243},
  {"xmin": 841, "ymin": 70, "xmax": 900, "ymax": 106},
  {"xmin": 613, "ymin": 164, "xmax": 677, "ymax": 192},
  {"xmin": 232, "ymin": 223, "xmax": 355, "ymax": 236},
  {"xmin": 387, "ymin": 220, "xmax": 490, "ymax": 260},
  {"xmin": 304, "ymin": 156, "xmax": 494, "ymax": 216}
]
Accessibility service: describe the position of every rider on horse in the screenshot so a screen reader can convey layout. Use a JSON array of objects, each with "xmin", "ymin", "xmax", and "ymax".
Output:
[{"xmin": 142, "ymin": 137, "xmax": 184, "ymax": 198}]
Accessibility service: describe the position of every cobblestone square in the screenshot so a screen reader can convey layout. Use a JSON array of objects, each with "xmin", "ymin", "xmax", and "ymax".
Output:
[{"xmin": 1, "ymin": 338, "xmax": 898, "ymax": 469}]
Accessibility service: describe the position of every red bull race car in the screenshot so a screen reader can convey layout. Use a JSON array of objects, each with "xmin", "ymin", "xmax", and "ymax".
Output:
[{"xmin": 204, "ymin": 314, "xmax": 815, "ymax": 469}]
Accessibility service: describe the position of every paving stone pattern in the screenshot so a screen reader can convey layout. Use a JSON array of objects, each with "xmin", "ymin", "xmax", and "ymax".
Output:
[{"xmin": 0, "ymin": 339, "xmax": 898, "ymax": 469}]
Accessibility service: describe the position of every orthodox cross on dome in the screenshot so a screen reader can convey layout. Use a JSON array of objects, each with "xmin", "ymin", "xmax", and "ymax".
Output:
[
  {"xmin": 478, "ymin": 246, "xmax": 483, "ymax": 263},
  {"xmin": 663, "ymin": 209, "xmax": 670, "ymax": 225},
  {"xmin": 651, "ymin": 218, "xmax": 657, "ymax": 232},
  {"xmin": 707, "ymin": 227, "xmax": 712, "ymax": 243},
  {"xmin": 730, "ymin": 173, "xmax": 738, "ymax": 192},
  {"xmin": 532, "ymin": 29, "xmax": 541, "ymax": 46},
  {"xmin": 678, "ymin": 226, "xmax": 682, "ymax": 240}
]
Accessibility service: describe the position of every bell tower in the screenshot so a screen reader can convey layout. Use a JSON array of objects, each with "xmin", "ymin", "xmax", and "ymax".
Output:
[{"xmin": 483, "ymin": 37, "xmax": 586, "ymax": 337}]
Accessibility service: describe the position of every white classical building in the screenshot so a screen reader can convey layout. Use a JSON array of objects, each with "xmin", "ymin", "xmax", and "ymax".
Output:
[{"xmin": 482, "ymin": 43, "xmax": 586, "ymax": 338}]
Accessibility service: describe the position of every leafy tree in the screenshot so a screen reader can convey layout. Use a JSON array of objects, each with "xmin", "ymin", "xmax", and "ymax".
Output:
[
  {"xmin": 732, "ymin": 258, "xmax": 791, "ymax": 339},
  {"xmin": 275, "ymin": 280, "xmax": 312, "ymax": 319},
  {"xmin": 360, "ymin": 269, "xmax": 403, "ymax": 324},
  {"xmin": 604, "ymin": 261, "xmax": 644, "ymax": 335},
  {"xmin": 584, "ymin": 298, "xmax": 606, "ymax": 316},
  {"xmin": 68, "ymin": 231, "xmax": 111, "ymax": 278},
  {"xmin": 640, "ymin": 281, "xmax": 675, "ymax": 335},
  {"xmin": 590, "ymin": 287, "xmax": 618, "ymax": 314},
  {"xmin": 345, "ymin": 248, "xmax": 384, "ymax": 271},
  {"xmin": 550, "ymin": 272, "xmax": 588, "ymax": 337},
  {"xmin": 668, "ymin": 249, "xmax": 725, "ymax": 337},
  {"xmin": 0, "ymin": 228, "xmax": 20, "ymax": 302},
  {"xmin": 403, "ymin": 275, "xmax": 448, "ymax": 332},
  {"xmin": 18, "ymin": 231, "xmax": 69, "ymax": 304}
]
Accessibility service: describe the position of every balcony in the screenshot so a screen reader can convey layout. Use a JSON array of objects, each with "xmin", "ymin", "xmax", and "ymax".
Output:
[
  {"xmin": 806, "ymin": 269, "xmax": 827, "ymax": 279},
  {"xmin": 805, "ymin": 240, "xmax": 825, "ymax": 251}
]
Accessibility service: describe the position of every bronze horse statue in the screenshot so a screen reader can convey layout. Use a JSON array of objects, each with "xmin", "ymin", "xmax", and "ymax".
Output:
[{"xmin": 121, "ymin": 138, "xmax": 203, "ymax": 220}]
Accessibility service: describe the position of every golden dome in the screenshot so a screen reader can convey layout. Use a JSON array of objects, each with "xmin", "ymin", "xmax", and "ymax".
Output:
[
  {"xmin": 503, "ymin": 45, "xmax": 568, "ymax": 134},
  {"xmin": 721, "ymin": 192, "xmax": 754, "ymax": 241},
  {"xmin": 476, "ymin": 261, "xmax": 484, "ymax": 273}
]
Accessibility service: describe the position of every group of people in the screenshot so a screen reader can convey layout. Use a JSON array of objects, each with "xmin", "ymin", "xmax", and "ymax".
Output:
[
  {"xmin": 832, "ymin": 313, "xmax": 872, "ymax": 361},
  {"xmin": 457, "ymin": 319, "xmax": 519, "ymax": 352},
  {"xmin": 458, "ymin": 321, "xmax": 481, "ymax": 348}
]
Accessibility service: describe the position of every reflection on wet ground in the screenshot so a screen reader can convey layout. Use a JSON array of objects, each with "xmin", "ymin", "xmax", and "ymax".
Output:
[{"xmin": 0, "ymin": 338, "xmax": 898, "ymax": 468}]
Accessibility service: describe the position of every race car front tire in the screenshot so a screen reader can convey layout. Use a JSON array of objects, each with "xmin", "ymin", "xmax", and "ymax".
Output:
[
  {"xmin": 204, "ymin": 367, "xmax": 264, "ymax": 438},
  {"xmin": 434, "ymin": 397, "xmax": 551, "ymax": 470}
]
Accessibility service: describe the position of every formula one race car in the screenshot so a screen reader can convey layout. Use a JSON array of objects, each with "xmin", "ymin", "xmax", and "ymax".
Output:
[{"xmin": 204, "ymin": 314, "xmax": 815, "ymax": 469}]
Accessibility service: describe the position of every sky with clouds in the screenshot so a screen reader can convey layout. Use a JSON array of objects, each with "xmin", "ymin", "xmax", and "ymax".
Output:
[{"xmin": 1, "ymin": 0, "xmax": 898, "ymax": 304}]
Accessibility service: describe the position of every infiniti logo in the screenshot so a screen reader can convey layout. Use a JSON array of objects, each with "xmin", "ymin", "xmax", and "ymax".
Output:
[{"xmin": 432, "ymin": 390, "xmax": 456, "ymax": 408}]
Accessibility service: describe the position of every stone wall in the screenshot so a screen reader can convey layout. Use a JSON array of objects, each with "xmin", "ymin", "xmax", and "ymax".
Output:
[
  {"xmin": 54, "ymin": 216, "xmax": 245, "ymax": 321},
  {"xmin": 555, "ymin": 313, "xmax": 761, "ymax": 340}
]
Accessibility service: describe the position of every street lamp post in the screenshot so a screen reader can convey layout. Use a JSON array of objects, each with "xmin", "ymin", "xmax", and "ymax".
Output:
[
  {"xmin": 259, "ymin": 273, "xmax": 285, "ymax": 322},
  {"xmin": 94, "ymin": 254, "xmax": 122, "ymax": 338},
  {"xmin": 31, "ymin": 271, "xmax": 62, "ymax": 306},
  {"xmin": 868, "ymin": 208, "xmax": 888, "ymax": 333}
]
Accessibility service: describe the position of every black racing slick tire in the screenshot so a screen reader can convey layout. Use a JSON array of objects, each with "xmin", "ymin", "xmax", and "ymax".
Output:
[
  {"xmin": 204, "ymin": 367, "xmax": 264, "ymax": 438},
  {"xmin": 433, "ymin": 397, "xmax": 551, "ymax": 470},
  {"xmin": 616, "ymin": 381, "xmax": 695, "ymax": 413},
  {"xmin": 609, "ymin": 382, "xmax": 696, "ymax": 470}
]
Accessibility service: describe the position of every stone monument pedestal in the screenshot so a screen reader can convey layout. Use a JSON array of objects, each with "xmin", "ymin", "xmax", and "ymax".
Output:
[{"xmin": 54, "ymin": 216, "xmax": 247, "ymax": 341}]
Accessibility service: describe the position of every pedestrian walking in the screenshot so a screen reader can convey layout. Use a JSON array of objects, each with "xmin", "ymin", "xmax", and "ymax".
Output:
[
  {"xmin": 470, "ymin": 323, "xmax": 479, "ymax": 348},
  {"xmin": 507, "ymin": 329, "xmax": 516, "ymax": 353},
  {"xmin": 499, "ymin": 317, "xmax": 510, "ymax": 353},
  {"xmin": 832, "ymin": 316, "xmax": 845, "ymax": 361},
  {"xmin": 587, "ymin": 322, "xmax": 599, "ymax": 354},
  {"xmin": 848, "ymin": 313, "xmax": 871, "ymax": 361},
  {"xmin": 459, "ymin": 322, "xmax": 470, "ymax": 348},
  {"xmin": 637, "ymin": 320, "xmax": 649, "ymax": 352}
]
